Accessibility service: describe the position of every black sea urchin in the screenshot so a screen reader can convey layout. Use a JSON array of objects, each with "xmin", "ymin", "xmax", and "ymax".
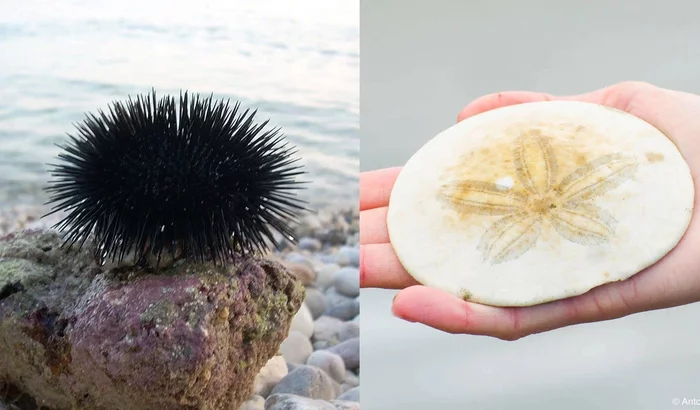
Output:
[{"xmin": 44, "ymin": 90, "xmax": 307, "ymax": 265}]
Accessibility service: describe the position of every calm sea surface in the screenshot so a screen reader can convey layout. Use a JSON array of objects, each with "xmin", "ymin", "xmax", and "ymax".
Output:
[{"xmin": 0, "ymin": 0, "xmax": 358, "ymax": 210}]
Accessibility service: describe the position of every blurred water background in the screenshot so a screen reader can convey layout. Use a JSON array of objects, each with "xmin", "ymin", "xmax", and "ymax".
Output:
[{"xmin": 0, "ymin": 0, "xmax": 359, "ymax": 212}]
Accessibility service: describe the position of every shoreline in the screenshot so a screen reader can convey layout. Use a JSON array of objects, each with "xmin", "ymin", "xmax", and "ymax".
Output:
[{"xmin": 0, "ymin": 201, "xmax": 358, "ymax": 239}]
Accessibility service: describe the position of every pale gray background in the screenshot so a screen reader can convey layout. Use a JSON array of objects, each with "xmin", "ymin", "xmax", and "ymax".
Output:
[{"xmin": 360, "ymin": 1, "xmax": 700, "ymax": 409}]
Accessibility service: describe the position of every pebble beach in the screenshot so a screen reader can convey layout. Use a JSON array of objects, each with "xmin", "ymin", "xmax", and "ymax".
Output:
[{"xmin": 0, "ymin": 203, "xmax": 360, "ymax": 410}]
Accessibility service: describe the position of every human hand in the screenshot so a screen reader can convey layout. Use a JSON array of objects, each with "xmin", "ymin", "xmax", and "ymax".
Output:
[{"xmin": 360, "ymin": 81, "xmax": 700, "ymax": 340}]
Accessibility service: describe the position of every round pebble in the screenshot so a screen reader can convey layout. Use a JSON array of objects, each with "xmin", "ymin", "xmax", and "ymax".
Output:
[
  {"xmin": 254, "ymin": 355, "xmax": 288, "ymax": 397},
  {"xmin": 270, "ymin": 365, "xmax": 337, "ymax": 400},
  {"xmin": 297, "ymin": 237, "xmax": 322, "ymax": 252},
  {"xmin": 333, "ymin": 268, "xmax": 359, "ymax": 297},
  {"xmin": 239, "ymin": 394, "xmax": 265, "ymax": 410},
  {"xmin": 303, "ymin": 288, "xmax": 328, "ymax": 319},
  {"xmin": 280, "ymin": 331, "xmax": 313, "ymax": 365},
  {"xmin": 326, "ymin": 338, "xmax": 359, "ymax": 371},
  {"xmin": 335, "ymin": 246, "xmax": 359, "ymax": 267},
  {"xmin": 337, "ymin": 387, "xmax": 359, "ymax": 402},
  {"xmin": 331, "ymin": 400, "xmax": 360, "ymax": 410},
  {"xmin": 324, "ymin": 287, "xmax": 353, "ymax": 309},
  {"xmin": 284, "ymin": 262, "xmax": 316, "ymax": 286},
  {"xmin": 306, "ymin": 350, "xmax": 346, "ymax": 384},
  {"xmin": 290, "ymin": 303, "xmax": 314, "ymax": 338},
  {"xmin": 338, "ymin": 321, "xmax": 359, "ymax": 342},
  {"xmin": 316, "ymin": 264, "xmax": 339, "ymax": 290},
  {"xmin": 284, "ymin": 252, "xmax": 313, "ymax": 266},
  {"xmin": 313, "ymin": 316, "xmax": 345, "ymax": 345},
  {"xmin": 343, "ymin": 370, "xmax": 359, "ymax": 387},
  {"xmin": 265, "ymin": 394, "xmax": 336, "ymax": 410},
  {"xmin": 324, "ymin": 299, "xmax": 359, "ymax": 321}
]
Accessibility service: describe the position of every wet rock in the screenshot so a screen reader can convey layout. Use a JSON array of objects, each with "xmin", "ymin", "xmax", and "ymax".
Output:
[{"xmin": 0, "ymin": 229, "xmax": 304, "ymax": 410}]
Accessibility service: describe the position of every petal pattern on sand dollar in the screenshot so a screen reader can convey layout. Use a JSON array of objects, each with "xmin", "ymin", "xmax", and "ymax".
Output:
[
  {"xmin": 549, "ymin": 202, "xmax": 617, "ymax": 245},
  {"xmin": 477, "ymin": 213, "xmax": 542, "ymax": 264},
  {"xmin": 438, "ymin": 180, "xmax": 526, "ymax": 215},
  {"xmin": 513, "ymin": 131, "xmax": 558, "ymax": 196},
  {"xmin": 557, "ymin": 153, "xmax": 638, "ymax": 204}
]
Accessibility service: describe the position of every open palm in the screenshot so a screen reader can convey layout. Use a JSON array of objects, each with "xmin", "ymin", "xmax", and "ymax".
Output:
[{"xmin": 360, "ymin": 81, "xmax": 700, "ymax": 340}]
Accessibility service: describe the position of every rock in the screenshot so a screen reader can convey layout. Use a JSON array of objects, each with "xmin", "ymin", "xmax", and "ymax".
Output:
[
  {"xmin": 286, "ymin": 362, "xmax": 300, "ymax": 373},
  {"xmin": 324, "ymin": 299, "xmax": 359, "ymax": 321},
  {"xmin": 334, "ymin": 247, "xmax": 359, "ymax": 268},
  {"xmin": 297, "ymin": 237, "xmax": 322, "ymax": 252},
  {"xmin": 0, "ymin": 229, "xmax": 304, "ymax": 410},
  {"xmin": 284, "ymin": 262, "xmax": 316, "ymax": 286},
  {"xmin": 331, "ymin": 400, "xmax": 360, "ymax": 410},
  {"xmin": 343, "ymin": 370, "xmax": 359, "ymax": 387},
  {"xmin": 269, "ymin": 365, "xmax": 336, "ymax": 400},
  {"xmin": 239, "ymin": 395, "xmax": 265, "ymax": 410},
  {"xmin": 254, "ymin": 355, "xmax": 288, "ymax": 398},
  {"xmin": 312, "ymin": 316, "xmax": 344, "ymax": 345},
  {"xmin": 317, "ymin": 254, "xmax": 336, "ymax": 264},
  {"xmin": 313, "ymin": 340, "xmax": 332, "ymax": 351},
  {"xmin": 337, "ymin": 387, "xmax": 359, "ymax": 402},
  {"xmin": 303, "ymin": 288, "xmax": 328, "ymax": 319},
  {"xmin": 326, "ymin": 338, "xmax": 360, "ymax": 371},
  {"xmin": 338, "ymin": 321, "xmax": 359, "ymax": 342},
  {"xmin": 280, "ymin": 331, "xmax": 313, "ymax": 365},
  {"xmin": 265, "ymin": 393, "xmax": 336, "ymax": 410},
  {"xmin": 315, "ymin": 264, "xmax": 338, "ymax": 290},
  {"xmin": 293, "ymin": 214, "xmax": 323, "ymax": 239},
  {"xmin": 324, "ymin": 287, "xmax": 353, "ymax": 309},
  {"xmin": 306, "ymin": 350, "xmax": 346, "ymax": 384},
  {"xmin": 333, "ymin": 268, "xmax": 359, "ymax": 297},
  {"xmin": 290, "ymin": 303, "xmax": 314, "ymax": 338},
  {"xmin": 284, "ymin": 252, "xmax": 314, "ymax": 269}
]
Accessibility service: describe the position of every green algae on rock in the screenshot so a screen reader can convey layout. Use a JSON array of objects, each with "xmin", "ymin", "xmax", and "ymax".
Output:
[{"xmin": 0, "ymin": 229, "xmax": 304, "ymax": 410}]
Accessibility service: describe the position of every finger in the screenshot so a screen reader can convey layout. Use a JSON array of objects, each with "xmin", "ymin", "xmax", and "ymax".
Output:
[
  {"xmin": 360, "ymin": 167, "xmax": 402, "ymax": 211},
  {"xmin": 359, "ymin": 206, "xmax": 389, "ymax": 245},
  {"xmin": 360, "ymin": 243, "xmax": 420, "ymax": 289},
  {"xmin": 391, "ymin": 279, "xmax": 644, "ymax": 340},
  {"xmin": 391, "ymin": 286, "xmax": 520, "ymax": 338},
  {"xmin": 457, "ymin": 91, "xmax": 554, "ymax": 122}
]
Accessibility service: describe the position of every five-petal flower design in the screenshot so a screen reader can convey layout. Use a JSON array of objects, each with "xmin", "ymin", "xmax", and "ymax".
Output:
[{"xmin": 438, "ymin": 131, "xmax": 639, "ymax": 265}]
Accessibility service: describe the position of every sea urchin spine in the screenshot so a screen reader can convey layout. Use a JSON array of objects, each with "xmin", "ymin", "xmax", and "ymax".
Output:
[{"xmin": 44, "ymin": 90, "xmax": 307, "ymax": 266}]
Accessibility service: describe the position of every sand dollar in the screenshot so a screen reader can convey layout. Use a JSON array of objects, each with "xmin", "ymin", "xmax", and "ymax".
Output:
[{"xmin": 387, "ymin": 101, "xmax": 695, "ymax": 307}]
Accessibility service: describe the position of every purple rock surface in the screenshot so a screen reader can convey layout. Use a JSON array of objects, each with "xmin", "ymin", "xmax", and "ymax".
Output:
[{"xmin": 0, "ymin": 229, "xmax": 304, "ymax": 410}]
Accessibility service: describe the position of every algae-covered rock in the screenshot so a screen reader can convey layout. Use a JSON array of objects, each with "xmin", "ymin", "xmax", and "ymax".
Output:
[{"xmin": 0, "ymin": 229, "xmax": 304, "ymax": 410}]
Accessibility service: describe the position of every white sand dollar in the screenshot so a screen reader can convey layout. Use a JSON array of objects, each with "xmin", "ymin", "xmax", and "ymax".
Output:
[{"xmin": 387, "ymin": 101, "xmax": 695, "ymax": 307}]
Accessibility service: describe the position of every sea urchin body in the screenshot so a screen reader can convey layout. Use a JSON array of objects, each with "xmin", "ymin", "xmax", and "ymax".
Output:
[{"xmin": 44, "ymin": 91, "xmax": 306, "ymax": 265}]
